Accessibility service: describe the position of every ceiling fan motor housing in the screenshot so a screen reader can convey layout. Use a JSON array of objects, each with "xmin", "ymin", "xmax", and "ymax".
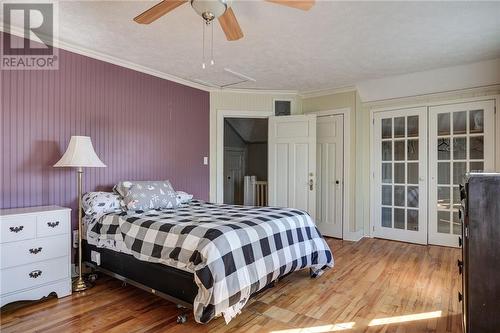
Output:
[{"xmin": 191, "ymin": 0, "xmax": 232, "ymax": 22}]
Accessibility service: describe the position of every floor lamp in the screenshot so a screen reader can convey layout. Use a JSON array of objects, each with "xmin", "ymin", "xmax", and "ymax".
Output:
[{"xmin": 54, "ymin": 136, "xmax": 106, "ymax": 292}]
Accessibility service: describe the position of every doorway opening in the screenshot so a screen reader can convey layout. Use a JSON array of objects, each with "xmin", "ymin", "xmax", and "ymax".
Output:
[{"xmin": 223, "ymin": 118, "xmax": 268, "ymax": 206}]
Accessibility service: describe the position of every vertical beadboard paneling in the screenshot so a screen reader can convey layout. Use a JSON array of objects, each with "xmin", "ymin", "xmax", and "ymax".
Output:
[{"xmin": 0, "ymin": 33, "xmax": 210, "ymax": 228}]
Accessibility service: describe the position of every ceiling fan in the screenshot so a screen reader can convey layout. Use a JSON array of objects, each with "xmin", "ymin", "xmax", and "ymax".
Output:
[{"xmin": 133, "ymin": 0, "xmax": 315, "ymax": 41}]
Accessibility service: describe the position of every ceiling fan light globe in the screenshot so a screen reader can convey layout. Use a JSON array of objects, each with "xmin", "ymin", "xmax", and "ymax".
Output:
[{"xmin": 191, "ymin": 0, "xmax": 231, "ymax": 20}]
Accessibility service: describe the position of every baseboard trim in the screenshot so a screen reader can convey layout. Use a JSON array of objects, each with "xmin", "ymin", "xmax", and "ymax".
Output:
[{"xmin": 343, "ymin": 230, "xmax": 364, "ymax": 242}]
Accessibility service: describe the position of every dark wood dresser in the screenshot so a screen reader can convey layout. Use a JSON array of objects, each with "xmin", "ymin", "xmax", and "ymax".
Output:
[{"xmin": 459, "ymin": 173, "xmax": 500, "ymax": 333}]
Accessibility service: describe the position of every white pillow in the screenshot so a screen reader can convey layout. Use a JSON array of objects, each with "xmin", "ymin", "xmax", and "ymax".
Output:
[
  {"xmin": 82, "ymin": 192, "xmax": 121, "ymax": 216},
  {"xmin": 176, "ymin": 191, "xmax": 193, "ymax": 205}
]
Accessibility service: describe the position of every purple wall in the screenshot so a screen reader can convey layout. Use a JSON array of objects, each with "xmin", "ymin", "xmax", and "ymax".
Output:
[{"xmin": 0, "ymin": 33, "xmax": 210, "ymax": 228}]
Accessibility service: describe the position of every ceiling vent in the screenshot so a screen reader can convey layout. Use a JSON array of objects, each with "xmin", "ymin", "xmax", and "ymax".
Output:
[{"xmin": 192, "ymin": 68, "xmax": 256, "ymax": 88}]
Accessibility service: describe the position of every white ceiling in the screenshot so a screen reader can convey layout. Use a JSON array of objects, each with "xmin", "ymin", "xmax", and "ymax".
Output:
[{"xmin": 47, "ymin": 1, "xmax": 500, "ymax": 91}]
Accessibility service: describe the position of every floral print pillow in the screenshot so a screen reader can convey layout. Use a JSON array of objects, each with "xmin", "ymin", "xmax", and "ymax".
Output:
[
  {"xmin": 82, "ymin": 192, "xmax": 121, "ymax": 216},
  {"xmin": 114, "ymin": 180, "xmax": 178, "ymax": 211}
]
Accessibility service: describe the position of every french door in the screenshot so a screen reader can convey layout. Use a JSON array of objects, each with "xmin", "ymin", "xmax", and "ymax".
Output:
[
  {"xmin": 373, "ymin": 108, "xmax": 428, "ymax": 244},
  {"xmin": 373, "ymin": 100, "xmax": 496, "ymax": 247},
  {"xmin": 428, "ymin": 100, "xmax": 495, "ymax": 247}
]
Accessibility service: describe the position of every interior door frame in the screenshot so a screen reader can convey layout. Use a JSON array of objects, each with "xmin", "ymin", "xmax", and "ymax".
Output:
[
  {"xmin": 369, "ymin": 95, "xmax": 499, "ymax": 241},
  {"xmin": 216, "ymin": 109, "xmax": 272, "ymax": 203},
  {"xmin": 308, "ymin": 108, "xmax": 354, "ymax": 241}
]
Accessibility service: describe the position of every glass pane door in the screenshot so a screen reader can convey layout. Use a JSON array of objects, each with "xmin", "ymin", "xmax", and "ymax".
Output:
[
  {"xmin": 429, "ymin": 100, "xmax": 495, "ymax": 247},
  {"xmin": 373, "ymin": 107, "xmax": 428, "ymax": 244}
]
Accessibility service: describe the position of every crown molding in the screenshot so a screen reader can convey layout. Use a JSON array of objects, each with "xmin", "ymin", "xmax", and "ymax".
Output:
[
  {"xmin": 1, "ymin": 25, "xmax": 214, "ymax": 92},
  {"xmin": 299, "ymin": 85, "xmax": 357, "ymax": 99},
  {"xmin": 1, "ymin": 26, "xmax": 305, "ymax": 96},
  {"xmin": 211, "ymin": 87, "xmax": 298, "ymax": 95}
]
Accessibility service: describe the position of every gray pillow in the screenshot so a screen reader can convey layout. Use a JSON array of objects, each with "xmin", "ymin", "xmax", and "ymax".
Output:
[
  {"xmin": 114, "ymin": 180, "xmax": 178, "ymax": 211},
  {"xmin": 82, "ymin": 191, "xmax": 121, "ymax": 216}
]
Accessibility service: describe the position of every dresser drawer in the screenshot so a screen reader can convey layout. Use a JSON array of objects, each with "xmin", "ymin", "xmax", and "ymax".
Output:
[
  {"xmin": 0, "ymin": 215, "xmax": 36, "ymax": 243},
  {"xmin": 1, "ymin": 235, "xmax": 69, "ymax": 269},
  {"xmin": 1, "ymin": 256, "xmax": 69, "ymax": 295},
  {"xmin": 36, "ymin": 211, "xmax": 69, "ymax": 238}
]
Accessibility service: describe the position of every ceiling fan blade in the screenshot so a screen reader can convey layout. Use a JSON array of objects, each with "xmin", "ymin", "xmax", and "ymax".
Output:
[
  {"xmin": 134, "ymin": 0, "xmax": 187, "ymax": 24},
  {"xmin": 265, "ymin": 0, "xmax": 315, "ymax": 11},
  {"xmin": 218, "ymin": 7, "xmax": 244, "ymax": 41}
]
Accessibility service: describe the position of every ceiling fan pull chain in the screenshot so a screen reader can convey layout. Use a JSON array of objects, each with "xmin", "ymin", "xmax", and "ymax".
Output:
[
  {"xmin": 210, "ymin": 21, "xmax": 215, "ymax": 66},
  {"xmin": 202, "ymin": 20, "xmax": 206, "ymax": 69}
]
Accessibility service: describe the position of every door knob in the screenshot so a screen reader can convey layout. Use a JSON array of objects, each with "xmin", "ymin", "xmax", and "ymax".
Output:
[{"xmin": 335, "ymin": 180, "xmax": 340, "ymax": 185}]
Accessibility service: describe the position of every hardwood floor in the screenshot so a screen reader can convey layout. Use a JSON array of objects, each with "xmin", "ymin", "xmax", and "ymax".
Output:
[{"xmin": 0, "ymin": 238, "xmax": 462, "ymax": 333}]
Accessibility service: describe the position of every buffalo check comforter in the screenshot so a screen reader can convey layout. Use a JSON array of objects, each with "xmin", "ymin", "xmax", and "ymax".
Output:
[{"xmin": 88, "ymin": 200, "xmax": 334, "ymax": 323}]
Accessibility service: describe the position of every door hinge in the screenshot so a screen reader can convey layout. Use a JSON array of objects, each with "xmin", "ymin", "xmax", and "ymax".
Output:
[
  {"xmin": 372, "ymin": 118, "xmax": 375, "ymax": 125},
  {"xmin": 372, "ymin": 226, "xmax": 375, "ymax": 232}
]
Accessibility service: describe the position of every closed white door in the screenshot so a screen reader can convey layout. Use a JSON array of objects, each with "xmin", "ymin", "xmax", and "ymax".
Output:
[
  {"xmin": 373, "ymin": 107, "xmax": 428, "ymax": 244},
  {"xmin": 316, "ymin": 115, "xmax": 344, "ymax": 238},
  {"xmin": 268, "ymin": 115, "xmax": 317, "ymax": 218},
  {"xmin": 428, "ymin": 100, "xmax": 495, "ymax": 247},
  {"xmin": 224, "ymin": 148, "xmax": 245, "ymax": 205}
]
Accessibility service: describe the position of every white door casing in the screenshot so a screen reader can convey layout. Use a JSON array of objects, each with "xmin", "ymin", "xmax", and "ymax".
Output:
[
  {"xmin": 268, "ymin": 114, "xmax": 317, "ymax": 219},
  {"xmin": 373, "ymin": 107, "xmax": 428, "ymax": 245},
  {"xmin": 316, "ymin": 115, "xmax": 344, "ymax": 238},
  {"xmin": 428, "ymin": 100, "xmax": 495, "ymax": 247}
]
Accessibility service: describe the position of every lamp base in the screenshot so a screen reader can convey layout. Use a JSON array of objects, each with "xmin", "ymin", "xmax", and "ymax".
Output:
[{"xmin": 72, "ymin": 276, "xmax": 93, "ymax": 292}]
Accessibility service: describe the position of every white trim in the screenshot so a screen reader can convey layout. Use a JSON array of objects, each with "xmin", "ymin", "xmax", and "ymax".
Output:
[
  {"xmin": 299, "ymin": 86, "xmax": 357, "ymax": 99},
  {"xmin": 308, "ymin": 108, "xmax": 352, "ymax": 241},
  {"xmin": 2, "ymin": 25, "xmax": 301, "ymax": 95},
  {"xmin": 214, "ymin": 88, "xmax": 298, "ymax": 95},
  {"xmin": 370, "ymin": 94, "xmax": 500, "ymax": 113},
  {"xmin": 216, "ymin": 109, "xmax": 273, "ymax": 203},
  {"xmin": 343, "ymin": 231, "xmax": 364, "ymax": 242}
]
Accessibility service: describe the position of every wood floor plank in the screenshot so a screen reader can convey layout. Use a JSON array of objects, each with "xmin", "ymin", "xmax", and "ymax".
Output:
[{"xmin": 0, "ymin": 238, "xmax": 462, "ymax": 333}]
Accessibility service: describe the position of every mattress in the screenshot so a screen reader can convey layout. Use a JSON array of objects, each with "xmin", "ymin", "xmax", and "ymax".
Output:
[
  {"xmin": 86, "ymin": 200, "xmax": 333, "ymax": 323},
  {"xmin": 84, "ymin": 215, "xmax": 131, "ymax": 255}
]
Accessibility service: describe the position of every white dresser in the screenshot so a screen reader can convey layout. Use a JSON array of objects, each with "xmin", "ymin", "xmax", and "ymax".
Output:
[{"xmin": 0, "ymin": 206, "xmax": 72, "ymax": 307}]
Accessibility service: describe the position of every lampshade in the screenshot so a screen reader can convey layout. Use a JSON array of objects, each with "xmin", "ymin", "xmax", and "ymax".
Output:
[{"xmin": 53, "ymin": 136, "xmax": 106, "ymax": 168}]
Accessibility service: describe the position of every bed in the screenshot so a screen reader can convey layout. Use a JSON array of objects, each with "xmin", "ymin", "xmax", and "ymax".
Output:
[{"xmin": 83, "ymin": 199, "xmax": 334, "ymax": 324}]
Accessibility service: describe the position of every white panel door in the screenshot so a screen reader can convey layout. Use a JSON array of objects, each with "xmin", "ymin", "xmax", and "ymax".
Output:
[
  {"xmin": 316, "ymin": 115, "xmax": 344, "ymax": 238},
  {"xmin": 268, "ymin": 115, "xmax": 317, "ymax": 219},
  {"xmin": 373, "ymin": 107, "xmax": 428, "ymax": 244},
  {"xmin": 428, "ymin": 100, "xmax": 495, "ymax": 247}
]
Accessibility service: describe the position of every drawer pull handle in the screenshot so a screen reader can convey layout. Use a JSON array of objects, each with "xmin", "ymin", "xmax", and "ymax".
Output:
[
  {"xmin": 29, "ymin": 270, "xmax": 42, "ymax": 279},
  {"xmin": 458, "ymin": 292, "xmax": 463, "ymax": 302},
  {"xmin": 9, "ymin": 226, "xmax": 24, "ymax": 233},
  {"xmin": 29, "ymin": 247, "xmax": 43, "ymax": 254},
  {"xmin": 457, "ymin": 259, "xmax": 463, "ymax": 275},
  {"xmin": 458, "ymin": 236, "xmax": 462, "ymax": 247},
  {"xmin": 47, "ymin": 221, "xmax": 59, "ymax": 228}
]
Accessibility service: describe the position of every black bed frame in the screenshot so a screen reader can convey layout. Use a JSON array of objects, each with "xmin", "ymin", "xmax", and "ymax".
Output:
[
  {"xmin": 83, "ymin": 241, "xmax": 277, "ymax": 323},
  {"xmin": 83, "ymin": 241, "xmax": 197, "ymax": 309}
]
